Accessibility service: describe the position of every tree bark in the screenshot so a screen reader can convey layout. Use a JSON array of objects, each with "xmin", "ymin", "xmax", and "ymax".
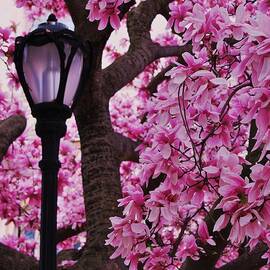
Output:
[
  {"xmin": 0, "ymin": 243, "xmax": 38, "ymax": 270},
  {"xmin": 56, "ymin": 223, "xmax": 86, "ymax": 244},
  {"xmin": 0, "ymin": 115, "xmax": 26, "ymax": 161},
  {"xmin": 72, "ymin": 86, "xmax": 128, "ymax": 269},
  {"xmin": 62, "ymin": 1, "xmax": 192, "ymax": 269}
]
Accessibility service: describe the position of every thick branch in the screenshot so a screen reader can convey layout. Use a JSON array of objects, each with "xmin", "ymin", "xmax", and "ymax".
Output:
[
  {"xmin": 156, "ymin": 45, "xmax": 186, "ymax": 58},
  {"xmin": 217, "ymin": 243, "xmax": 268, "ymax": 270},
  {"xmin": 112, "ymin": 133, "xmax": 139, "ymax": 162},
  {"xmin": 65, "ymin": 0, "xmax": 136, "ymax": 73},
  {"xmin": 63, "ymin": 2, "xmax": 108, "ymax": 72},
  {"xmin": 0, "ymin": 115, "xmax": 26, "ymax": 162},
  {"xmin": 65, "ymin": 0, "xmax": 135, "ymax": 43},
  {"xmin": 0, "ymin": 242, "xmax": 38, "ymax": 270},
  {"xmin": 57, "ymin": 223, "xmax": 86, "ymax": 244},
  {"xmin": 64, "ymin": 0, "xmax": 88, "ymax": 28},
  {"xmin": 119, "ymin": 0, "xmax": 136, "ymax": 19},
  {"xmin": 147, "ymin": 63, "xmax": 176, "ymax": 94},
  {"xmin": 101, "ymin": 0, "xmax": 189, "ymax": 99},
  {"xmin": 102, "ymin": 43, "xmax": 189, "ymax": 99},
  {"xmin": 147, "ymin": 43, "xmax": 192, "ymax": 94},
  {"xmin": 57, "ymin": 248, "xmax": 82, "ymax": 265},
  {"xmin": 127, "ymin": 0, "xmax": 172, "ymax": 45}
]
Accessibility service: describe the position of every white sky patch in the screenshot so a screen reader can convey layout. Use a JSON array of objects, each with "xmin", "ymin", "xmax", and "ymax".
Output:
[
  {"xmin": 151, "ymin": 15, "xmax": 168, "ymax": 40},
  {"xmin": 1, "ymin": 1, "xmax": 25, "ymax": 29}
]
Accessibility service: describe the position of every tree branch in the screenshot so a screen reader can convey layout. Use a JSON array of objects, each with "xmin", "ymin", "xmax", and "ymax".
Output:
[
  {"xmin": 65, "ymin": 0, "xmax": 137, "ymax": 75},
  {"xmin": 65, "ymin": 0, "xmax": 135, "ymax": 43},
  {"xmin": 101, "ymin": 0, "xmax": 192, "ymax": 99},
  {"xmin": 102, "ymin": 43, "xmax": 190, "ymax": 99},
  {"xmin": 155, "ymin": 45, "xmax": 185, "ymax": 58},
  {"xmin": 0, "ymin": 242, "xmax": 38, "ymax": 270},
  {"xmin": 64, "ymin": 0, "xmax": 88, "ymax": 29},
  {"xmin": 0, "ymin": 115, "xmax": 26, "ymax": 162},
  {"xmin": 127, "ymin": 0, "xmax": 172, "ymax": 45},
  {"xmin": 147, "ymin": 63, "xmax": 176, "ymax": 94},
  {"xmin": 142, "ymin": 173, "xmax": 166, "ymax": 195},
  {"xmin": 112, "ymin": 133, "xmax": 139, "ymax": 163},
  {"xmin": 216, "ymin": 243, "xmax": 268, "ymax": 270},
  {"xmin": 57, "ymin": 223, "xmax": 86, "ymax": 244},
  {"xmin": 119, "ymin": 0, "xmax": 136, "ymax": 19},
  {"xmin": 57, "ymin": 248, "xmax": 82, "ymax": 265}
]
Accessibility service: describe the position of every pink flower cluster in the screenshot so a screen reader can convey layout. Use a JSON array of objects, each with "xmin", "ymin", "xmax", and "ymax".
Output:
[
  {"xmin": 86, "ymin": 0, "xmax": 132, "ymax": 30},
  {"xmin": 106, "ymin": 1, "xmax": 270, "ymax": 269},
  {"xmin": 15, "ymin": 0, "xmax": 67, "ymax": 20},
  {"xmin": 1, "ymin": 235, "xmax": 36, "ymax": 256}
]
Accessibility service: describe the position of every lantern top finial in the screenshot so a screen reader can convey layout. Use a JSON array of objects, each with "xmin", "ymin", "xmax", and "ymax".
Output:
[
  {"xmin": 37, "ymin": 14, "xmax": 67, "ymax": 32},
  {"xmin": 47, "ymin": 14, "xmax": 57, "ymax": 23}
]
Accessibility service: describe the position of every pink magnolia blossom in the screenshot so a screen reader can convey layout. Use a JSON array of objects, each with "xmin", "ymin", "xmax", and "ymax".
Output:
[
  {"xmin": 167, "ymin": 1, "xmax": 192, "ymax": 33},
  {"xmin": 198, "ymin": 221, "xmax": 216, "ymax": 246},
  {"xmin": 86, "ymin": 0, "xmax": 132, "ymax": 30},
  {"xmin": 176, "ymin": 235, "xmax": 199, "ymax": 261}
]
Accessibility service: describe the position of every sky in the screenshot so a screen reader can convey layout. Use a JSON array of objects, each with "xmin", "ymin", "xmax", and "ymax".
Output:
[
  {"xmin": 1, "ymin": 1, "xmax": 25, "ymax": 28},
  {"xmin": 0, "ymin": 1, "xmax": 26, "ymax": 89}
]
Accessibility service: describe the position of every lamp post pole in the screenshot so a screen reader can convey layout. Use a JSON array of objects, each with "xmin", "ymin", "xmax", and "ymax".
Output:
[{"xmin": 34, "ymin": 104, "xmax": 71, "ymax": 270}]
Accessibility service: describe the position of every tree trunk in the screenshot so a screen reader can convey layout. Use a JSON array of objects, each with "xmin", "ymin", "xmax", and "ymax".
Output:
[{"xmin": 73, "ymin": 86, "xmax": 127, "ymax": 269}]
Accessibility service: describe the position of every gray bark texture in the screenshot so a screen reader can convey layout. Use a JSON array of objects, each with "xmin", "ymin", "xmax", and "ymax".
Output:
[
  {"xmin": 0, "ymin": 115, "xmax": 26, "ymax": 162},
  {"xmin": 0, "ymin": 1, "xmax": 268, "ymax": 270}
]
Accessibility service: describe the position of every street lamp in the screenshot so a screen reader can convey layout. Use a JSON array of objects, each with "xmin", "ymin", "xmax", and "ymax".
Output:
[{"xmin": 14, "ymin": 14, "xmax": 89, "ymax": 270}]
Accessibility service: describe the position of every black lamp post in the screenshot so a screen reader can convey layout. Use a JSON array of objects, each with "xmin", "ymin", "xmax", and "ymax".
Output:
[{"xmin": 14, "ymin": 14, "xmax": 89, "ymax": 270}]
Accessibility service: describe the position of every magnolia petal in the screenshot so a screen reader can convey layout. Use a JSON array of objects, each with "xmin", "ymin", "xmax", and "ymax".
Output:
[
  {"xmin": 204, "ymin": 166, "xmax": 219, "ymax": 174},
  {"xmin": 214, "ymin": 214, "xmax": 230, "ymax": 232},
  {"xmin": 239, "ymin": 213, "xmax": 252, "ymax": 227},
  {"xmin": 192, "ymin": 70, "xmax": 215, "ymax": 79},
  {"xmin": 210, "ymin": 78, "xmax": 228, "ymax": 86},
  {"xmin": 207, "ymin": 239, "xmax": 216, "ymax": 246},
  {"xmin": 110, "ymin": 247, "xmax": 122, "ymax": 259},
  {"xmin": 160, "ymin": 144, "xmax": 171, "ymax": 159},
  {"xmin": 131, "ymin": 223, "xmax": 145, "ymax": 234}
]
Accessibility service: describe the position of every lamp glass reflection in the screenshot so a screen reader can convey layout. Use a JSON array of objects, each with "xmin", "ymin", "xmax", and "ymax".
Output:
[
  {"xmin": 63, "ymin": 46, "xmax": 84, "ymax": 106},
  {"xmin": 23, "ymin": 43, "xmax": 60, "ymax": 104}
]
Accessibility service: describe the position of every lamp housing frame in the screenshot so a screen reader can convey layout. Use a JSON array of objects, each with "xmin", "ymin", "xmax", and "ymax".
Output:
[{"xmin": 14, "ymin": 16, "xmax": 91, "ymax": 117}]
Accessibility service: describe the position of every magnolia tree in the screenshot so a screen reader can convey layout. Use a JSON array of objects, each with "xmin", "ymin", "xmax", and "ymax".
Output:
[{"xmin": 1, "ymin": 0, "xmax": 270, "ymax": 269}]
